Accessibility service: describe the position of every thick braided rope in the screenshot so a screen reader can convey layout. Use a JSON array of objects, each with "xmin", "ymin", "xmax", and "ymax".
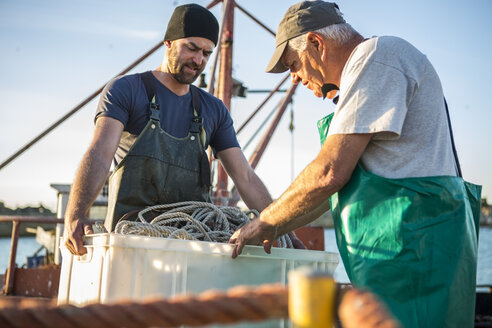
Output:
[
  {"xmin": 0, "ymin": 284, "xmax": 289, "ymax": 328},
  {"xmin": 114, "ymin": 201, "xmax": 292, "ymax": 247}
]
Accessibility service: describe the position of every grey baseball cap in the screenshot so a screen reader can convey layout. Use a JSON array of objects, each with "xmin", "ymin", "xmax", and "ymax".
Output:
[{"xmin": 266, "ymin": 1, "xmax": 345, "ymax": 73}]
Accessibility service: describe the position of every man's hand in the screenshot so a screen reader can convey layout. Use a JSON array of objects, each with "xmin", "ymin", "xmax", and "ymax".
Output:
[
  {"xmin": 229, "ymin": 218, "xmax": 277, "ymax": 259},
  {"xmin": 64, "ymin": 218, "xmax": 93, "ymax": 255}
]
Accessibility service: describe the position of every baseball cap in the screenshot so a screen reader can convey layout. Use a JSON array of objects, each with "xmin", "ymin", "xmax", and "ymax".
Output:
[
  {"xmin": 266, "ymin": 1, "xmax": 345, "ymax": 73},
  {"xmin": 164, "ymin": 3, "xmax": 219, "ymax": 46}
]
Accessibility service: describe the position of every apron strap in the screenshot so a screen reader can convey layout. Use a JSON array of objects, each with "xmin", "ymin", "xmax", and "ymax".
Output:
[
  {"xmin": 190, "ymin": 85, "xmax": 202, "ymax": 117},
  {"xmin": 140, "ymin": 71, "xmax": 160, "ymax": 121},
  {"xmin": 189, "ymin": 85, "xmax": 204, "ymax": 135},
  {"xmin": 189, "ymin": 85, "xmax": 211, "ymax": 188},
  {"xmin": 443, "ymin": 98, "xmax": 462, "ymax": 178}
]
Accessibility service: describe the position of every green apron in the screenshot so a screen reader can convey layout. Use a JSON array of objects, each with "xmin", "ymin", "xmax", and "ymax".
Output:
[
  {"xmin": 104, "ymin": 72, "xmax": 211, "ymax": 232},
  {"xmin": 317, "ymin": 111, "xmax": 481, "ymax": 327}
]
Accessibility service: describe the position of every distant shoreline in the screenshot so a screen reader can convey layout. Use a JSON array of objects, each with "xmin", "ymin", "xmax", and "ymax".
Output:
[
  {"xmin": 0, "ymin": 221, "xmax": 491, "ymax": 239},
  {"xmin": 1, "ymin": 199, "xmax": 491, "ymax": 238},
  {"xmin": 0, "ymin": 222, "xmax": 57, "ymax": 238}
]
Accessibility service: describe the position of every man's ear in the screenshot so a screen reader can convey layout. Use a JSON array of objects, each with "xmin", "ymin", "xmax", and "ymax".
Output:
[
  {"xmin": 306, "ymin": 32, "xmax": 323, "ymax": 53},
  {"xmin": 306, "ymin": 32, "xmax": 329, "ymax": 62},
  {"xmin": 164, "ymin": 40, "xmax": 172, "ymax": 48}
]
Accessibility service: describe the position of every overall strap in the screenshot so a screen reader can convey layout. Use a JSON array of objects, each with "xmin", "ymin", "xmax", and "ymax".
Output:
[
  {"xmin": 443, "ymin": 98, "xmax": 462, "ymax": 178},
  {"xmin": 190, "ymin": 85, "xmax": 202, "ymax": 116},
  {"xmin": 190, "ymin": 85, "xmax": 211, "ymax": 188},
  {"xmin": 189, "ymin": 85, "xmax": 203, "ymax": 134},
  {"xmin": 140, "ymin": 71, "xmax": 160, "ymax": 121}
]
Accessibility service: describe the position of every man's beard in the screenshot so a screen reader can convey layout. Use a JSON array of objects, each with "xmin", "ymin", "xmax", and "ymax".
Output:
[{"xmin": 167, "ymin": 46, "xmax": 204, "ymax": 84}]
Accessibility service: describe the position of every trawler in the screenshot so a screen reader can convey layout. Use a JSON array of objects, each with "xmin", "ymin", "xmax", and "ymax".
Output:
[{"xmin": 0, "ymin": 1, "xmax": 490, "ymax": 327}]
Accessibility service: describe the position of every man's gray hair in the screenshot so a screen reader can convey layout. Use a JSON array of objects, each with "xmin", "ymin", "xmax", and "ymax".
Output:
[{"xmin": 288, "ymin": 23, "xmax": 359, "ymax": 52}]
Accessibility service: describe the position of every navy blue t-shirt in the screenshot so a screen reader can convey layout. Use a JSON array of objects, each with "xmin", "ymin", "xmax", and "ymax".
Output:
[{"xmin": 95, "ymin": 72, "xmax": 239, "ymax": 165}]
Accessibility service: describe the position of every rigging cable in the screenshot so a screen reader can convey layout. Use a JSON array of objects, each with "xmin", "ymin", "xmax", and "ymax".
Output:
[
  {"xmin": 242, "ymin": 98, "xmax": 283, "ymax": 151},
  {"xmin": 289, "ymin": 99, "xmax": 295, "ymax": 183}
]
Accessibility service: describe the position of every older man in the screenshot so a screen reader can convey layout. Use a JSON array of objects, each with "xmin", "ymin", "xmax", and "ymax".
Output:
[
  {"xmin": 64, "ymin": 3, "xmax": 303, "ymax": 257},
  {"xmin": 229, "ymin": 1, "xmax": 481, "ymax": 327}
]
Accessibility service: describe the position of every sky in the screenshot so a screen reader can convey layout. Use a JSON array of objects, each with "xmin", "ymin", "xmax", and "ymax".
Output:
[{"xmin": 0, "ymin": 0, "xmax": 491, "ymax": 211}]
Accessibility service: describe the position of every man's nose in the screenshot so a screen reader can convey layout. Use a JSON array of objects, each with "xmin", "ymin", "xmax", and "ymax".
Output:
[
  {"xmin": 193, "ymin": 52, "xmax": 204, "ymax": 66},
  {"xmin": 290, "ymin": 73, "xmax": 301, "ymax": 84}
]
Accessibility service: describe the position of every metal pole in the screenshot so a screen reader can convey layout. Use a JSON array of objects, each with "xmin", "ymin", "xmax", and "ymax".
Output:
[
  {"xmin": 4, "ymin": 221, "xmax": 21, "ymax": 295},
  {"xmin": 249, "ymin": 83, "xmax": 298, "ymax": 169},
  {"xmin": 290, "ymin": 104, "xmax": 295, "ymax": 183},
  {"xmin": 235, "ymin": 2, "xmax": 276, "ymax": 37},
  {"xmin": 236, "ymin": 74, "xmax": 289, "ymax": 135},
  {"xmin": 207, "ymin": 0, "xmax": 232, "ymax": 96},
  {"xmin": 0, "ymin": 41, "xmax": 164, "ymax": 171},
  {"xmin": 206, "ymin": 0, "xmax": 222, "ymax": 9},
  {"xmin": 206, "ymin": 0, "xmax": 229, "ymax": 176},
  {"xmin": 230, "ymin": 83, "xmax": 297, "ymax": 202},
  {"xmin": 215, "ymin": 0, "xmax": 235, "ymax": 200}
]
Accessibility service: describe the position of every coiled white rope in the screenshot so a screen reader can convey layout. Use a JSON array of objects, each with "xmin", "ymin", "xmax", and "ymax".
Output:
[{"xmin": 114, "ymin": 201, "xmax": 293, "ymax": 247}]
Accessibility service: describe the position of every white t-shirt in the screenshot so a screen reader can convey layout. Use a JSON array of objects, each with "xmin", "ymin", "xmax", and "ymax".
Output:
[{"xmin": 328, "ymin": 36, "xmax": 457, "ymax": 178}]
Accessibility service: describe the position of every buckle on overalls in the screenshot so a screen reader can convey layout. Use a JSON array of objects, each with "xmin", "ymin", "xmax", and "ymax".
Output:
[{"xmin": 190, "ymin": 117, "xmax": 203, "ymax": 133}]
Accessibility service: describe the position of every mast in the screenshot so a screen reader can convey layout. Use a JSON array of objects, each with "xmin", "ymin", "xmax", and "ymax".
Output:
[{"xmin": 215, "ymin": 0, "xmax": 235, "ymax": 202}]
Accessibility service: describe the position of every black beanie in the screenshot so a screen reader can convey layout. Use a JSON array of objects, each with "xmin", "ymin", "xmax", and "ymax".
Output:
[{"xmin": 164, "ymin": 4, "xmax": 219, "ymax": 46}]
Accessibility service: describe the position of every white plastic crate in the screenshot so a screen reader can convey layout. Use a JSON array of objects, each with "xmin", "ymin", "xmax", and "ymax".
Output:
[{"xmin": 58, "ymin": 233, "xmax": 338, "ymax": 326}]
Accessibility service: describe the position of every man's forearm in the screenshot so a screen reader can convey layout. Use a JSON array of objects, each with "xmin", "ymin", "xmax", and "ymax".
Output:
[
  {"xmin": 259, "ymin": 162, "xmax": 336, "ymax": 236},
  {"xmin": 230, "ymin": 155, "xmax": 332, "ymax": 234},
  {"xmin": 270, "ymin": 198, "xmax": 331, "ymax": 237},
  {"xmin": 257, "ymin": 133, "xmax": 372, "ymax": 236},
  {"xmin": 216, "ymin": 148, "xmax": 273, "ymax": 212},
  {"xmin": 65, "ymin": 148, "xmax": 111, "ymax": 223},
  {"xmin": 64, "ymin": 117, "xmax": 122, "ymax": 255},
  {"xmin": 235, "ymin": 171, "xmax": 273, "ymax": 212}
]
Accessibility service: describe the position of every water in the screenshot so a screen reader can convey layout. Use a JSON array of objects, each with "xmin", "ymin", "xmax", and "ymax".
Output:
[
  {"xmin": 0, "ymin": 236, "xmax": 44, "ymax": 273},
  {"xmin": 1, "ymin": 228, "xmax": 491, "ymax": 286},
  {"xmin": 324, "ymin": 227, "xmax": 492, "ymax": 285}
]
